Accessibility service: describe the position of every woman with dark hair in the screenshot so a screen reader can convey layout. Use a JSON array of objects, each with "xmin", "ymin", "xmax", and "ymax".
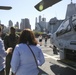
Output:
[{"xmin": 11, "ymin": 29, "xmax": 45, "ymax": 75}]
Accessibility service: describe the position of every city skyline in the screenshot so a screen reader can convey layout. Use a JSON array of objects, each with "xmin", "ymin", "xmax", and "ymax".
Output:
[
  {"xmin": 0, "ymin": 18, "xmax": 31, "ymax": 29},
  {"xmin": 0, "ymin": 0, "xmax": 76, "ymax": 30}
]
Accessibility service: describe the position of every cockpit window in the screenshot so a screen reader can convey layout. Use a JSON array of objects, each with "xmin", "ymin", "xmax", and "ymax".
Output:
[
  {"xmin": 56, "ymin": 19, "xmax": 71, "ymax": 36},
  {"xmin": 72, "ymin": 18, "xmax": 76, "ymax": 31}
]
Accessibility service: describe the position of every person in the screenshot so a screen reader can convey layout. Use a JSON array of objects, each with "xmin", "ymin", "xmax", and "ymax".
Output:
[
  {"xmin": 4, "ymin": 27, "xmax": 19, "ymax": 75},
  {"xmin": 39, "ymin": 34, "xmax": 43, "ymax": 46},
  {"xmin": 53, "ymin": 45, "xmax": 58, "ymax": 55},
  {"xmin": 11, "ymin": 28, "xmax": 45, "ymax": 75},
  {"xmin": 44, "ymin": 35, "xmax": 48, "ymax": 47},
  {"xmin": 0, "ymin": 24, "xmax": 6, "ymax": 40},
  {"xmin": 0, "ymin": 26, "xmax": 12, "ymax": 75}
]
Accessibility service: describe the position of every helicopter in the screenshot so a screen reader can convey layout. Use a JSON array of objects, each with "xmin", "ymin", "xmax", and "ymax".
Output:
[
  {"xmin": 35, "ymin": 0, "xmax": 76, "ymax": 70},
  {"xmin": 50, "ymin": 1, "xmax": 76, "ymax": 70}
]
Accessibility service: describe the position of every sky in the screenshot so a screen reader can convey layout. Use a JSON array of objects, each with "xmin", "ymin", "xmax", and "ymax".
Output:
[{"xmin": 0, "ymin": 0, "xmax": 76, "ymax": 30}]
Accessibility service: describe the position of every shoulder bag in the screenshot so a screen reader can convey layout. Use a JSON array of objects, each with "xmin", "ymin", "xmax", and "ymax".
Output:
[{"xmin": 27, "ymin": 44, "xmax": 47, "ymax": 75}]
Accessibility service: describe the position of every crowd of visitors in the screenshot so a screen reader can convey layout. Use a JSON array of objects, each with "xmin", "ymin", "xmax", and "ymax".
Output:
[{"xmin": 0, "ymin": 26, "xmax": 45, "ymax": 75}]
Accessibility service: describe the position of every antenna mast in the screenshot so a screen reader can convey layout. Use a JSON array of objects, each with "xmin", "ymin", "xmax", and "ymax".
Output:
[{"xmin": 71, "ymin": 0, "xmax": 72, "ymax": 3}]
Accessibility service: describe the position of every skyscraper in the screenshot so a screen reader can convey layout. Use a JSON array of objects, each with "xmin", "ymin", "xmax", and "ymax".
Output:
[
  {"xmin": 15, "ymin": 22, "xmax": 19, "ymax": 29},
  {"xmin": 8, "ymin": 20, "xmax": 13, "ymax": 28},
  {"xmin": 20, "ymin": 18, "xmax": 31, "ymax": 30}
]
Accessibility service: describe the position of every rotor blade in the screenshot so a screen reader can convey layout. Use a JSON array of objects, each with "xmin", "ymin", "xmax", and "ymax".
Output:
[
  {"xmin": 34, "ymin": 0, "xmax": 62, "ymax": 11},
  {"xmin": 0, "ymin": 6, "xmax": 12, "ymax": 10}
]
